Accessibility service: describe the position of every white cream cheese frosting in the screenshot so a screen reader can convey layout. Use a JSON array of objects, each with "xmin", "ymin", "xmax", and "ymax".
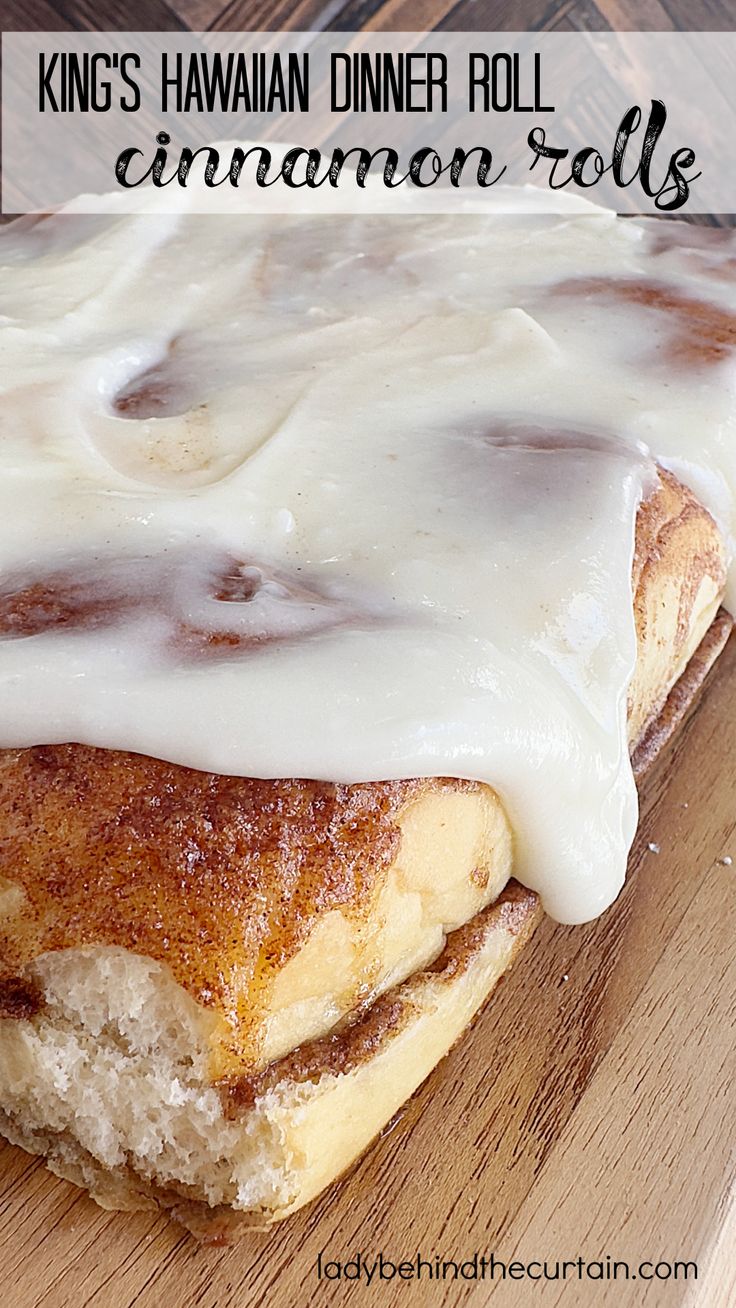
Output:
[{"xmin": 0, "ymin": 184, "xmax": 734, "ymax": 923}]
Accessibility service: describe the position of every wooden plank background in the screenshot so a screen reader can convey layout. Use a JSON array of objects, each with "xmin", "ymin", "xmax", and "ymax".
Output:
[
  {"xmin": 2, "ymin": 0, "xmax": 736, "ymax": 34},
  {"xmin": 1, "ymin": 2, "xmax": 735, "ymax": 1306}
]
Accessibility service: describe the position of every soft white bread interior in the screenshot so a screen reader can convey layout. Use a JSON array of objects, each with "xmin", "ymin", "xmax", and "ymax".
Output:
[
  {"xmin": 0, "ymin": 468, "xmax": 730, "ymax": 1238},
  {"xmin": 0, "ymin": 884, "xmax": 540, "ymax": 1234}
]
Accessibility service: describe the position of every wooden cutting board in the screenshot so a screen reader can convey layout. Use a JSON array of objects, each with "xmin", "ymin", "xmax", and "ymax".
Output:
[{"xmin": 1, "ymin": 633, "xmax": 734, "ymax": 1307}]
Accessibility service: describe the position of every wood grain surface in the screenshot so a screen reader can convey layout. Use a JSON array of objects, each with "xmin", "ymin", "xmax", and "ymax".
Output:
[
  {"xmin": 3, "ymin": 0, "xmax": 736, "ymax": 34},
  {"xmin": 1, "ymin": 1, "xmax": 735, "ymax": 1306}
]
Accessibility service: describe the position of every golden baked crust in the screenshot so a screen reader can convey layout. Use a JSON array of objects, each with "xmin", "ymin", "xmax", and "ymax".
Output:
[
  {"xmin": 218, "ymin": 879, "xmax": 540, "ymax": 1116},
  {"xmin": 0, "ymin": 761, "xmax": 423, "ymax": 1028},
  {"xmin": 0, "ymin": 765, "xmax": 512, "ymax": 1076}
]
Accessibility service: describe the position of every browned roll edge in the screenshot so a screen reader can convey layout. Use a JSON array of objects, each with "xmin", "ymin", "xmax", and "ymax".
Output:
[{"xmin": 631, "ymin": 607, "xmax": 733, "ymax": 778}]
